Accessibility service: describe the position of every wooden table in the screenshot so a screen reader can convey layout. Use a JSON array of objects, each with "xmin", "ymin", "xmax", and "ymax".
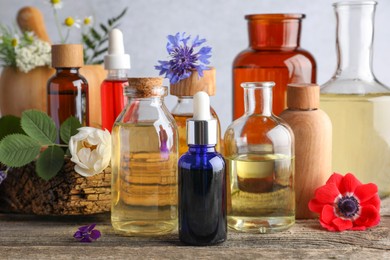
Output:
[{"xmin": 1, "ymin": 198, "xmax": 389, "ymax": 259}]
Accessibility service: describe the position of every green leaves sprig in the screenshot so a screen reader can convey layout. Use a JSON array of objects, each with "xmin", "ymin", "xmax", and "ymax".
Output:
[
  {"xmin": 82, "ymin": 8, "xmax": 128, "ymax": 65},
  {"xmin": 0, "ymin": 110, "xmax": 81, "ymax": 180}
]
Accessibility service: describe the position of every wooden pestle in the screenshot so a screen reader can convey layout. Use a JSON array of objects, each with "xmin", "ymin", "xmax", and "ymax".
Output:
[{"xmin": 17, "ymin": 6, "xmax": 51, "ymax": 43}]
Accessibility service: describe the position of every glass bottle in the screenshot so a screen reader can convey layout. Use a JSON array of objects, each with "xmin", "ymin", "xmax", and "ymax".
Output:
[
  {"xmin": 320, "ymin": 1, "xmax": 390, "ymax": 197},
  {"xmin": 233, "ymin": 14, "xmax": 316, "ymax": 119},
  {"xmin": 179, "ymin": 92, "xmax": 226, "ymax": 246},
  {"xmin": 224, "ymin": 82, "xmax": 295, "ymax": 233},
  {"xmin": 47, "ymin": 44, "xmax": 89, "ymax": 140},
  {"xmin": 111, "ymin": 77, "xmax": 178, "ymax": 236},
  {"xmin": 101, "ymin": 29, "xmax": 130, "ymax": 132},
  {"xmin": 171, "ymin": 68, "xmax": 221, "ymax": 155}
]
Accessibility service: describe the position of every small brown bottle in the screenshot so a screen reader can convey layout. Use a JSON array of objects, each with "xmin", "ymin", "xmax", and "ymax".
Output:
[
  {"xmin": 47, "ymin": 44, "xmax": 89, "ymax": 139},
  {"xmin": 280, "ymin": 83, "xmax": 332, "ymax": 219}
]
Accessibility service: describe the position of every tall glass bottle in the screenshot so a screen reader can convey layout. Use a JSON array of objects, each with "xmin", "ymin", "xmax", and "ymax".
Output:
[
  {"xmin": 47, "ymin": 44, "xmax": 89, "ymax": 140},
  {"xmin": 111, "ymin": 77, "xmax": 178, "ymax": 235},
  {"xmin": 171, "ymin": 68, "xmax": 221, "ymax": 155},
  {"xmin": 233, "ymin": 14, "xmax": 316, "ymax": 119},
  {"xmin": 224, "ymin": 82, "xmax": 295, "ymax": 233},
  {"xmin": 320, "ymin": 1, "xmax": 390, "ymax": 197}
]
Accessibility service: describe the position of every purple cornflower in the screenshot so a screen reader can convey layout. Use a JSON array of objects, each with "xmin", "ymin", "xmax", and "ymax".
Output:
[
  {"xmin": 155, "ymin": 32, "xmax": 212, "ymax": 84},
  {"xmin": 73, "ymin": 224, "xmax": 101, "ymax": 242}
]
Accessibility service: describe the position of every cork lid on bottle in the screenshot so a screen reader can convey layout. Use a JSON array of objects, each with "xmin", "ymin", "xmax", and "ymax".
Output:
[
  {"xmin": 287, "ymin": 83, "xmax": 319, "ymax": 110},
  {"xmin": 170, "ymin": 67, "xmax": 216, "ymax": 97},
  {"xmin": 127, "ymin": 77, "xmax": 165, "ymax": 97},
  {"xmin": 51, "ymin": 44, "xmax": 84, "ymax": 68}
]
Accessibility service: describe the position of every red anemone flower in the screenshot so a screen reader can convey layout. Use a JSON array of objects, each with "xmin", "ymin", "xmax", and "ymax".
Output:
[{"xmin": 308, "ymin": 173, "xmax": 380, "ymax": 231}]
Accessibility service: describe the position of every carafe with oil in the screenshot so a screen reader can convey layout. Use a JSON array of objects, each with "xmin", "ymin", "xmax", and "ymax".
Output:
[
  {"xmin": 111, "ymin": 77, "xmax": 178, "ymax": 235},
  {"xmin": 224, "ymin": 82, "xmax": 295, "ymax": 233},
  {"xmin": 320, "ymin": 1, "xmax": 390, "ymax": 197}
]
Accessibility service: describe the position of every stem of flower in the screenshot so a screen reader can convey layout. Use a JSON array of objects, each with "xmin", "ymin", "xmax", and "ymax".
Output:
[
  {"xmin": 53, "ymin": 9, "xmax": 65, "ymax": 43},
  {"xmin": 64, "ymin": 28, "xmax": 70, "ymax": 43}
]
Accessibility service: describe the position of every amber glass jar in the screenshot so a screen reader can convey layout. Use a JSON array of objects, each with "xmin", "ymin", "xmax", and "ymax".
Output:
[{"xmin": 233, "ymin": 14, "xmax": 316, "ymax": 118}]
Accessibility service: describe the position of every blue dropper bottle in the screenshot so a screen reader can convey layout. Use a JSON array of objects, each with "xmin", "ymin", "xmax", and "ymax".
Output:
[{"xmin": 178, "ymin": 91, "xmax": 227, "ymax": 246}]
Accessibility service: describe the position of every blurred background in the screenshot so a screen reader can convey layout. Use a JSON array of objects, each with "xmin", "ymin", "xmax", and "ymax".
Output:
[{"xmin": 1, "ymin": 0, "xmax": 390, "ymax": 131}]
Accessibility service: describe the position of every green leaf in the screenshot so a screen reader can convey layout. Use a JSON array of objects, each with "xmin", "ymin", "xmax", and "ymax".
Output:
[
  {"xmin": 92, "ymin": 47, "xmax": 108, "ymax": 58},
  {"xmin": 91, "ymin": 28, "xmax": 102, "ymax": 41},
  {"xmin": 100, "ymin": 24, "xmax": 108, "ymax": 34},
  {"xmin": 60, "ymin": 116, "xmax": 82, "ymax": 144},
  {"xmin": 0, "ymin": 115, "xmax": 25, "ymax": 140},
  {"xmin": 92, "ymin": 59, "xmax": 104, "ymax": 65},
  {"xmin": 0, "ymin": 134, "xmax": 41, "ymax": 167},
  {"xmin": 82, "ymin": 34, "xmax": 95, "ymax": 49},
  {"xmin": 36, "ymin": 146, "xmax": 64, "ymax": 181},
  {"xmin": 113, "ymin": 7, "xmax": 128, "ymax": 24},
  {"xmin": 21, "ymin": 110, "xmax": 57, "ymax": 145}
]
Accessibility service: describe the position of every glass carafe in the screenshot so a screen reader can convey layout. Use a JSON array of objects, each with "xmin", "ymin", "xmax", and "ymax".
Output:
[
  {"xmin": 320, "ymin": 1, "xmax": 390, "ymax": 197},
  {"xmin": 111, "ymin": 78, "xmax": 178, "ymax": 235},
  {"xmin": 224, "ymin": 82, "xmax": 295, "ymax": 233},
  {"xmin": 233, "ymin": 14, "xmax": 316, "ymax": 119}
]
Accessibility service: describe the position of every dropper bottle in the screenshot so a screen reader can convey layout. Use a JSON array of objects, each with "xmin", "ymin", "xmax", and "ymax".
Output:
[
  {"xmin": 101, "ymin": 28, "xmax": 131, "ymax": 132},
  {"xmin": 178, "ymin": 91, "xmax": 227, "ymax": 246}
]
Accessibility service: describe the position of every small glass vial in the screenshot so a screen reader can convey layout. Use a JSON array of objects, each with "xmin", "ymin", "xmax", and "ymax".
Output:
[
  {"xmin": 179, "ymin": 92, "xmax": 227, "ymax": 246},
  {"xmin": 47, "ymin": 44, "xmax": 89, "ymax": 138},
  {"xmin": 224, "ymin": 82, "xmax": 295, "ymax": 233},
  {"xmin": 101, "ymin": 29, "xmax": 130, "ymax": 132},
  {"xmin": 111, "ymin": 77, "xmax": 178, "ymax": 236},
  {"xmin": 170, "ymin": 68, "xmax": 221, "ymax": 155}
]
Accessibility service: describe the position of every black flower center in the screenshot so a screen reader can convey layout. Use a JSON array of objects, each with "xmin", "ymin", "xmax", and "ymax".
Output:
[{"xmin": 337, "ymin": 196, "xmax": 359, "ymax": 218}]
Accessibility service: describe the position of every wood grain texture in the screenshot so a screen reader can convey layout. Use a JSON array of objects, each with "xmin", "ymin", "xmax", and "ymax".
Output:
[
  {"xmin": 17, "ymin": 6, "xmax": 51, "ymax": 42},
  {"xmin": 0, "ymin": 197, "xmax": 389, "ymax": 259},
  {"xmin": 280, "ymin": 108, "xmax": 332, "ymax": 219},
  {"xmin": 170, "ymin": 68, "xmax": 216, "ymax": 97}
]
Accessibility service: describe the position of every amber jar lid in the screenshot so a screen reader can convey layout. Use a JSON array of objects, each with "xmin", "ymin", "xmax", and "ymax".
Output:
[
  {"xmin": 127, "ymin": 77, "xmax": 165, "ymax": 98},
  {"xmin": 245, "ymin": 14, "xmax": 305, "ymax": 21},
  {"xmin": 287, "ymin": 83, "xmax": 319, "ymax": 110},
  {"xmin": 170, "ymin": 67, "xmax": 216, "ymax": 97},
  {"xmin": 51, "ymin": 44, "xmax": 84, "ymax": 68}
]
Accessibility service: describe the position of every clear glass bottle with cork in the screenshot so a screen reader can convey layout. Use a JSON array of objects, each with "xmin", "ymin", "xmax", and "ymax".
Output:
[
  {"xmin": 171, "ymin": 68, "xmax": 221, "ymax": 155},
  {"xmin": 111, "ymin": 77, "xmax": 179, "ymax": 236},
  {"xmin": 47, "ymin": 44, "xmax": 89, "ymax": 139}
]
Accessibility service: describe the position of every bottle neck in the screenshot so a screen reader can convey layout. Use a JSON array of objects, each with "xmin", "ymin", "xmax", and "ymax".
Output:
[
  {"xmin": 334, "ymin": 2, "xmax": 376, "ymax": 80},
  {"xmin": 244, "ymin": 87, "xmax": 273, "ymax": 116},
  {"xmin": 247, "ymin": 15, "xmax": 303, "ymax": 50},
  {"xmin": 55, "ymin": 68, "xmax": 79, "ymax": 75},
  {"xmin": 188, "ymin": 144, "xmax": 216, "ymax": 154},
  {"xmin": 107, "ymin": 69, "xmax": 128, "ymax": 80}
]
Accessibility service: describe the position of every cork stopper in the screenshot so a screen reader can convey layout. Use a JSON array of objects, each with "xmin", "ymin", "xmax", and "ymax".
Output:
[
  {"xmin": 51, "ymin": 44, "xmax": 84, "ymax": 68},
  {"xmin": 127, "ymin": 77, "xmax": 165, "ymax": 97},
  {"xmin": 170, "ymin": 67, "xmax": 216, "ymax": 96},
  {"xmin": 287, "ymin": 83, "xmax": 319, "ymax": 110}
]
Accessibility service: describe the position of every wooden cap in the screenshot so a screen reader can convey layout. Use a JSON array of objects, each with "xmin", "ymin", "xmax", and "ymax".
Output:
[
  {"xmin": 51, "ymin": 44, "xmax": 84, "ymax": 68},
  {"xmin": 127, "ymin": 77, "xmax": 165, "ymax": 97},
  {"xmin": 287, "ymin": 83, "xmax": 319, "ymax": 110},
  {"xmin": 170, "ymin": 67, "xmax": 216, "ymax": 96}
]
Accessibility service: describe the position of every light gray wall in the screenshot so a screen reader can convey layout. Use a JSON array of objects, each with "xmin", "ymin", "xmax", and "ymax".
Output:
[{"xmin": 1, "ymin": 0, "xmax": 390, "ymax": 132}]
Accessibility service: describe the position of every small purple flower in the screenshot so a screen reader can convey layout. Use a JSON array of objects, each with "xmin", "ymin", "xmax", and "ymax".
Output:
[
  {"xmin": 155, "ymin": 32, "xmax": 212, "ymax": 84},
  {"xmin": 0, "ymin": 169, "xmax": 8, "ymax": 185},
  {"xmin": 73, "ymin": 224, "xmax": 101, "ymax": 243}
]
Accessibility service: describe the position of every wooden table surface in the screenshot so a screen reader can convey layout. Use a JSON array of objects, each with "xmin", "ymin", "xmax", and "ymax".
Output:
[{"xmin": 1, "ymin": 198, "xmax": 389, "ymax": 259}]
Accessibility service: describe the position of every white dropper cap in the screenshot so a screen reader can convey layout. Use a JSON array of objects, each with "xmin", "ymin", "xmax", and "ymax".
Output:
[
  {"xmin": 187, "ymin": 91, "xmax": 217, "ymax": 145},
  {"xmin": 193, "ymin": 91, "xmax": 212, "ymax": 120},
  {"xmin": 104, "ymin": 28, "xmax": 131, "ymax": 70}
]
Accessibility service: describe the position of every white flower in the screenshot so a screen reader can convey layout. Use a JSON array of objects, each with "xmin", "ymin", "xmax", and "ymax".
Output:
[
  {"xmin": 69, "ymin": 127, "xmax": 111, "ymax": 177},
  {"xmin": 64, "ymin": 16, "xmax": 81, "ymax": 29},
  {"xmin": 15, "ymin": 38, "xmax": 51, "ymax": 73},
  {"xmin": 83, "ymin": 16, "xmax": 93, "ymax": 26},
  {"xmin": 49, "ymin": 0, "xmax": 63, "ymax": 9}
]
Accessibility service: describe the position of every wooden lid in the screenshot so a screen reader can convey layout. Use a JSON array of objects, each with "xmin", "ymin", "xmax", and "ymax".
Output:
[
  {"xmin": 127, "ymin": 77, "xmax": 165, "ymax": 97},
  {"xmin": 170, "ymin": 67, "xmax": 216, "ymax": 96},
  {"xmin": 51, "ymin": 44, "xmax": 84, "ymax": 68},
  {"xmin": 287, "ymin": 83, "xmax": 319, "ymax": 110}
]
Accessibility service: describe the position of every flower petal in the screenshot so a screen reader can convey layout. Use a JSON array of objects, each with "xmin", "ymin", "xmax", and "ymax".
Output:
[
  {"xmin": 320, "ymin": 204, "xmax": 337, "ymax": 224},
  {"xmin": 350, "ymin": 226, "xmax": 367, "ymax": 231},
  {"xmin": 332, "ymin": 217, "xmax": 353, "ymax": 231},
  {"xmin": 326, "ymin": 172, "xmax": 344, "ymax": 186},
  {"xmin": 355, "ymin": 205, "xmax": 381, "ymax": 228},
  {"xmin": 314, "ymin": 183, "xmax": 340, "ymax": 204},
  {"xmin": 339, "ymin": 173, "xmax": 362, "ymax": 195},
  {"xmin": 308, "ymin": 198, "xmax": 325, "ymax": 214},
  {"xmin": 354, "ymin": 183, "xmax": 378, "ymax": 203},
  {"xmin": 361, "ymin": 194, "xmax": 381, "ymax": 211},
  {"xmin": 90, "ymin": 229, "xmax": 101, "ymax": 240}
]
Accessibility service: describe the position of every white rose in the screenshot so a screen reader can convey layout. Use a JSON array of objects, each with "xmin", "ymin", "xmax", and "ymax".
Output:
[{"xmin": 69, "ymin": 127, "xmax": 111, "ymax": 177}]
